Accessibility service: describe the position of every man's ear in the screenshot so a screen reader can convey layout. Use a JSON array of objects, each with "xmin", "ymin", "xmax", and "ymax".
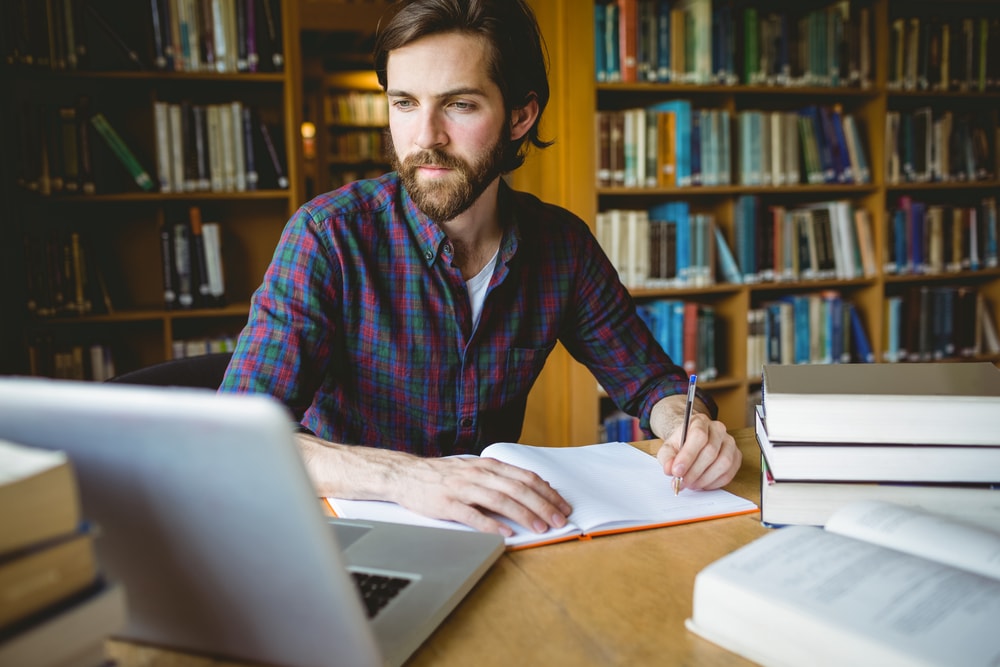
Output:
[{"xmin": 510, "ymin": 93, "xmax": 540, "ymax": 142}]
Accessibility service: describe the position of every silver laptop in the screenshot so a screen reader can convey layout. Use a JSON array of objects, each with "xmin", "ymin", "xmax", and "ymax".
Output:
[{"xmin": 0, "ymin": 377, "xmax": 504, "ymax": 667}]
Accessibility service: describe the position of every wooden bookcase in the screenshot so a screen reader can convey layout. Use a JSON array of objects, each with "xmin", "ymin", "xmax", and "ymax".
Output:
[
  {"xmin": 3, "ymin": 0, "xmax": 998, "ymax": 450},
  {"xmin": 516, "ymin": 0, "xmax": 1000, "ymax": 444},
  {"xmin": 298, "ymin": 1, "xmax": 392, "ymax": 201},
  {"xmin": 1, "ymin": 0, "xmax": 302, "ymax": 378}
]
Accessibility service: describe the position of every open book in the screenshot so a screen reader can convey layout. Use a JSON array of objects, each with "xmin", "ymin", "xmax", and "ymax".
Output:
[
  {"xmin": 326, "ymin": 441, "xmax": 758, "ymax": 549},
  {"xmin": 687, "ymin": 500, "xmax": 1000, "ymax": 666}
]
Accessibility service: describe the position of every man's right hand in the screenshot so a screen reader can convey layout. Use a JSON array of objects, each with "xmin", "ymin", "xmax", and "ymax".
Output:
[{"xmin": 296, "ymin": 433, "xmax": 572, "ymax": 537}]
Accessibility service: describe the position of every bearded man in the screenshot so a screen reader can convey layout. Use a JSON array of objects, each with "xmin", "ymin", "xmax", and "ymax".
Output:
[{"xmin": 220, "ymin": 0, "xmax": 740, "ymax": 537}]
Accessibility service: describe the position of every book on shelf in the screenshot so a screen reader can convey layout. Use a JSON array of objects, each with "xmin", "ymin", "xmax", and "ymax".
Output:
[
  {"xmin": 187, "ymin": 206, "xmax": 213, "ymax": 306},
  {"xmin": 759, "ymin": 458, "xmax": 1000, "ymax": 531},
  {"xmin": 981, "ymin": 295, "xmax": 1000, "ymax": 354},
  {"xmin": 595, "ymin": 0, "xmax": 811, "ymax": 86},
  {"xmin": 22, "ymin": 230, "xmax": 113, "ymax": 318},
  {"xmin": 201, "ymin": 221, "xmax": 227, "ymax": 306},
  {"xmin": 712, "ymin": 225, "xmax": 742, "ymax": 284},
  {"xmin": 0, "ymin": 578, "xmax": 126, "ymax": 667},
  {"xmin": 326, "ymin": 441, "xmax": 757, "ymax": 550},
  {"xmin": 687, "ymin": 501, "xmax": 1000, "ymax": 667},
  {"xmin": 754, "ymin": 404, "xmax": 1000, "ymax": 485},
  {"xmin": 155, "ymin": 100, "xmax": 259, "ymax": 193},
  {"xmin": 761, "ymin": 362, "xmax": 1000, "ymax": 446},
  {"xmin": 885, "ymin": 109, "xmax": 996, "ymax": 185},
  {"xmin": 889, "ymin": 15, "xmax": 1000, "ymax": 93},
  {"xmin": 597, "ymin": 101, "xmax": 749, "ymax": 190},
  {"xmin": 153, "ymin": 100, "xmax": 173, "ymax": 192},
  {"xmin": 883, "ymin": 285, "xmax": 994, "ymax": 363},
  {"xmin": 596, "ymin": 202, "xmax": 740, "ymax": 289},
  {"xmin": 86, "ymin": 3, "xmax": 144, "ymax": 70},
  {"xmin": 847, "ymin": 302, "xmax": 874, "ymax": 363},
  {"xmin": 778, "ymin": 291, "xmax": 858, "ymax": 365},
  {"xmin": 885, "ymin": 196, "xmax": 999, "ymax": 274},
  {"xmin": 172, "ymin": 221, "xmax": 195, "ymax": 308},
  {"xmin": 258, "ymin": 0, "xmax": 284, "ymax": 70},
  {"xmin": 89, "ymin": 112, "xmax": 154, "ymax": 192},
  {"xmin": 159, "ymin": 222, "xmax": 178, "ymax": 310},
  {"xmin": 142, "ymin": 0, "xmax": 281, "ymax": 73},
  {"xmin": 172, "ymin": 207, "xmax": 227, "ymax": 309},
  {"xmin": 258, "ymin": 118, "xmax": 289, "ymax": 189}
]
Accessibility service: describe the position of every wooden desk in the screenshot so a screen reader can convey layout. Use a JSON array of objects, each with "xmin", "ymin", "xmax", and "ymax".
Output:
[{"xmin": 108, "ymin": 429, "xmax": 767, "ymax": 666}]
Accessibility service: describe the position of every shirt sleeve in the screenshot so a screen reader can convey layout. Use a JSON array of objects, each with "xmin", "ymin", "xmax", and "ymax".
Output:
[
  {"xmin": 219, "ymin": 205, "xmax": 341, "ymax": 421},
  {"xmin": 558, "ymin": 225, "xmax": 718, "ymax": 433}
]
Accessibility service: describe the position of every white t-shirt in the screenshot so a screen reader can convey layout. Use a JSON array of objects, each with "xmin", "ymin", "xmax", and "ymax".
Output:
[{"xmin": 466, "ymin": 249, "xmax": 499, "ymax": 331}]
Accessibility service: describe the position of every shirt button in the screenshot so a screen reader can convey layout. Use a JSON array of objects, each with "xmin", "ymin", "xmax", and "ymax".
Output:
[
  {"xmin": 443, "ymin": 243, "xmax": 453, "ymax": 255},
  {"xmin": 459, "ymin": 417, "xmax": 473, "ymax": 428},
  {"xmin": 424, "ymin": 250, "xmax": 434, "ymax": 260}
]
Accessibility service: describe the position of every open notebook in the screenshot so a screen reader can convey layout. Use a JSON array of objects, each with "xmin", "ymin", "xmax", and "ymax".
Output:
[
  {"xmin": 0, "ymin": 377, "xmax": 503, "ymax": 667},
  {"xmin": 328, "ymin": 441, "xmax": 759, "ymax": 549}
]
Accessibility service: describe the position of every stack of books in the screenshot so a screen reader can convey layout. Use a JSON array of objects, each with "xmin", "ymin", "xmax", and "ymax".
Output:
[
  {"xmin": 755, "ymin": 362, "xmax": 1000, "ymax": 530},
  {"xmin": 0, "ymin": 440, "xmax": 125, "ymax": 666}
]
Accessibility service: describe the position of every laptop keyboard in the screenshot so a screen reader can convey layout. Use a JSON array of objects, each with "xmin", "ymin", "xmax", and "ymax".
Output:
[{"xmin": 351, "ymin": 571, "xmax": 412, "ymax": 618}]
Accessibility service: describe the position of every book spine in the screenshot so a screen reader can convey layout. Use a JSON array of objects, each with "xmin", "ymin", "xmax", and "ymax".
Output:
[
  {"xmin": 75, "ymin": 97, "xmax": 95, "ymax": 195},
  {"xmin": 159, "ymin": 223, "xmax": 177, "ymax": 309},
  {"xmin": 148, "ymin": 0, "xmax": 167, "ymax": 69},
  {"xmin": 192, "ymin": 104, "xmax": 210, "ymax": 190},
  {"xmin": 200, "ymin": 0, "xmax": 216, "ymax": 71},
  {"xmin": 167, "ymin": 104, "xmax": 185, "ymax": 192},
  {"xmin": 211, "ymin": 0, "xmax": 227, "ymax": 72},
  {"xmin": 258, "ymin": 118, "xmax": 288, "ymax": 189},
  {"xmin": 172, "ymin": 222, "xmax": 194, "ymax": 308},
  {"xmin": 202, "ymin": 221, "xmax": 226, "ymax": 301},
  {"xmin": 230, "ymin": 101, "xmax": 246, "ymax": 191},
  {"xmin": 153, "ymin": 100, "xmax": 173, "ymax": 192},
  {"xmin": 89, "ymin": 113, "xmax": 154, "ymax": 192},
  {"xmin": 187, "ymin": 206, "xmax": 212, "ymax": 305},
  {"xmin": 594, "ymin": 3, "xmax": 607, "ymax": 82},
  {"xmin": 242, "ymin": 105, "xmax": 258, "ymax": 190},
  {"xmin": 245, "ymin": 0, "xmax": 258, "ymax": 72},
  {"xmin": 58, "ymin": 105, "xmax": 80, "ymax": 193},
  {"xmin": 86, "ymin": 3, "xmax": 143, "ymax": 69},
  {"xmin": 262, "ymin": 0, "xmax": 283, "ymax": 70}
]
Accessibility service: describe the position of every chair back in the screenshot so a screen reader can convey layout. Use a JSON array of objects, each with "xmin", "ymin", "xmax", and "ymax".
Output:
[{"xmin": 107, "ymin": 352, "xmax": 233, "ymax": 390}]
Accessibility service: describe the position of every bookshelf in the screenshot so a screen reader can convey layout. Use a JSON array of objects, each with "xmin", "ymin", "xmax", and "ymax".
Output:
[
  {"xmin": 523, "ymin": 0, "xmax": 1000, "ymax": 443},
  {"xmin": 297, "ymin": 0, "xmax": 392, "ymax": 200},
  {"xmin": 1, "ymin": 0, "xmax": 300, "ymax": 379},
  {"xmin": 3, "ymin": 0, "xmax": 997, "ymax": 449}
]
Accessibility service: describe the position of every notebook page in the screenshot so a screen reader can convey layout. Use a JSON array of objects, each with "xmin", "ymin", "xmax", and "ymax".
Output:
[{"xmin": 482, "ymin": 441, "xmax": 754, "ymax": 533}]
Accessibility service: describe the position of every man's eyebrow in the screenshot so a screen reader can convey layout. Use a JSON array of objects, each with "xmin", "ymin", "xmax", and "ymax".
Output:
[{"xmin": 385, "ymin": 87, "xmax": 488, "ymax": 99}]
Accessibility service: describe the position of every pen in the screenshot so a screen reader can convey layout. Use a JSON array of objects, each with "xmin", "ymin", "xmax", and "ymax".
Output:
[{"xmin": 673, "ymin": 374, "xmax": 697, "ymax": 496}]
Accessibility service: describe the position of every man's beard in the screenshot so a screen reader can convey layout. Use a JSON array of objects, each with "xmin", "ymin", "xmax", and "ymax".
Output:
[{"xmin": 390, "ymin": 132, "xmax": 506, "ymax": 222}]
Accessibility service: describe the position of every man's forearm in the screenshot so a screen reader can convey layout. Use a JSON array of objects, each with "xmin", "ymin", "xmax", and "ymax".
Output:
[
  {"xmin": 294, "ymin": 432, "xmax": 574, "ymax": 536},
  {"xmin": 295, "ymin": 432, "xmax": 420, "ymax": 500}
]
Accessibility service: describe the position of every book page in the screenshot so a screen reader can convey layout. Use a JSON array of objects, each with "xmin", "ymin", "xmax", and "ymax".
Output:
[
  {"xmin": 481, "ymin": 441, "xmax": 756, "ymax": 534},
  {"xmin": 690, "ymin": 525, "xmax": 1000, "ymax": 667},
  {"xmin": 825, "ymin": 500, "xmax": 1000, "ymax": 581}
]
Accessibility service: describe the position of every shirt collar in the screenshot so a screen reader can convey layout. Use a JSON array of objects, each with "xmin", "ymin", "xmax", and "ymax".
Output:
[{"xmin": 398, "ymin": 175, "xmax": 522, "ymax": 267}]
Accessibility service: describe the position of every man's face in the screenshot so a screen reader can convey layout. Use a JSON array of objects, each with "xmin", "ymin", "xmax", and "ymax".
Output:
[{"xmin": 385, "ymin": 31, "xmax": 509, "ymax": 222}]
